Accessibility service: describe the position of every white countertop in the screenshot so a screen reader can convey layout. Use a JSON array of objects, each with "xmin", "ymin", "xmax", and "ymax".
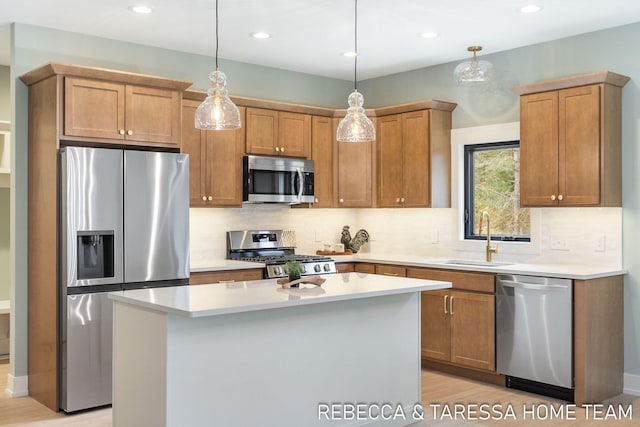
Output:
[
  {"xmin": 109, "ymin": 273, "xmax": 451, "ymax": 318},
  {"xmin": 190, "ymin": 254, "xmax": 625, "ymax": 280}
]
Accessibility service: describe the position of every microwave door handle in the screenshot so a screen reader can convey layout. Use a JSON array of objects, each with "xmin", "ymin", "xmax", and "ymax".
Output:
[{"xmin": 297, "ymin": 168, "xmax": 304, "ymax": 200}]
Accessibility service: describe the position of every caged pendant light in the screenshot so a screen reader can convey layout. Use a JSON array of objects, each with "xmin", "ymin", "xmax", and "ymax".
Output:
[
  {"xmin": 195, "ymin": 0, "xmax": 241, "ymax": 130},
  {"xmin": 453, "ymin": 46, "xmax": 494, "ymax": 85},
  {"xmin": 336, "ymin": 0, "xmax": 375, "ymax": 142}
]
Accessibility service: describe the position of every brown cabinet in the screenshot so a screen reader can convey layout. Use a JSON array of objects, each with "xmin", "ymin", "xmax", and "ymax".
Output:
[
  {"xmin": 354, "ymin": 263, "xmax": 376, "ymax": 274},
  {"xmin": 514, "ymin": 72, "xmax": 629, "ymax": 207},
  {"xmin": 182, "ymin": 97, "xmax": 245, "ymax": 207},
  {"xmin": 376, "ymin": 103, "xmax": 454, "ymax": 208},
  {"xmin": 245, "ymin": 108, "xmax": 310, "ymax": 158},
  {"xmin": 310, "ymin": 116, "xmax": 336, "ymax": 207},
  {"xmin": 190, "ymin": 268, "xmax": 263, "ymax": 285},
  {"xmin": 375, "ymin": 264, "xmax": 406, "ymax": 277},
  {"xmin": 64, "ymin": 76, "xmax": 183, "ymax": 148},
  {"xmin": 336, "ymin": 263, "xmax": 355, "ymax": 273},
  {"xmin": 408, "ymin": 267, "xmax": 496, "ymax": 372},
  {"xmin": 336, "ymin": 116, "xmax": 376, "ymax": 208}
]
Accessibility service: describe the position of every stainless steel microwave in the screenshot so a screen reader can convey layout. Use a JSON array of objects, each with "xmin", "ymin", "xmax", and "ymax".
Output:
[{"xmin": 243, "ymin": 155, "xmax": 315, "ymax": 204}]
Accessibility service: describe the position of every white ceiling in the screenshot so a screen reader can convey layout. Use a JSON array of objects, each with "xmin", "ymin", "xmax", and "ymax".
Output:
[{"xmin": 2, "ymin": 0, "xmax": 640, "ymax": 80}]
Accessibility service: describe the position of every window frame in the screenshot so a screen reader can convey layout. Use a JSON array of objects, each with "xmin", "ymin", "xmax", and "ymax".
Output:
[{"xmin": 463, "ymin": 140, "xmax": 530, "ymax": 242}]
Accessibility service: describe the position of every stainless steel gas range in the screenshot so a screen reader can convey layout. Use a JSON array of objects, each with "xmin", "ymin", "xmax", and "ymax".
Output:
[{"xmin": 227, "ymin": 230, "xmax": 337, "ymax": 278}]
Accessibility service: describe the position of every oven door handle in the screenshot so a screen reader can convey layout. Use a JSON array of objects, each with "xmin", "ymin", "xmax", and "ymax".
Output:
[{"xmin": 296, "ymin": 168, "xmax": 304, "ymax": 201}]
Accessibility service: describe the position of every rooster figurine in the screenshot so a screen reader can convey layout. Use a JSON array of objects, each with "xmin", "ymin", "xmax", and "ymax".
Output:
[{"xmin": 340, "ymin": 225, "xmax": 369, "ymax": 253}]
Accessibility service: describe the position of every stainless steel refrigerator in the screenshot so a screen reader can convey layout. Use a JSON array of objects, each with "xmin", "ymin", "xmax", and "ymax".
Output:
[{"xmin": 59, "ymin": 146, "xmax": 189, "ymax": 412}]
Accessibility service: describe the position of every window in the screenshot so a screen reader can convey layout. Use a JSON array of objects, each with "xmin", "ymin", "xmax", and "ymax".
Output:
[{"xmin": 464, "ymin": 141, "xmax": 530, "ymax": 242}]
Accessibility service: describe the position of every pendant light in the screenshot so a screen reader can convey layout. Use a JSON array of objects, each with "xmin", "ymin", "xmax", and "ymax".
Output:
[
  {"xmin": 336, "ymin": 0, "xmax": 375, "ymax": 142},
  {"xmin": 453, "ymin": 46, "xmax": 494, "ymax": 85},
  {"xmin": 195, "ymin": 0, "xmax": 241, "ymax": 130}
]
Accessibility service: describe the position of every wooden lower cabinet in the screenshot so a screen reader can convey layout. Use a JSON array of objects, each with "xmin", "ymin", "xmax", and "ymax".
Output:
[
  {"xmin": 354, "ymin": 263, "xmax": 376, "ymax": 274},
  {"xmin": 375, "ymin": 264, "xmax": 406, "ymax": 277},
  {"xmin": 336, "ymin": 263, "xmax": 355, "ymax": 273},
  {"xmin": 190, "ymin": 269, "xmax": 263, "ymax": 285},
  {"xmin": 410, "ymin": 267, "xmax": 496, "ymax": 372}
]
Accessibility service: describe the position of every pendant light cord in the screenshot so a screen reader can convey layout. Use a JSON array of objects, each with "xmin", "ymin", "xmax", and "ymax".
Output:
[
  {"xmin": 354, "ymin": 0, "xmax": 358, "ymax": 91},
  {"xmin": 215, "ymin": 0, "xmax": 219, "ymax": 70}
]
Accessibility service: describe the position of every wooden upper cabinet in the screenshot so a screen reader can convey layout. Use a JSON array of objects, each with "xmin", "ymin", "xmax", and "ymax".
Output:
[
  {"xmin": 182, "ymin": 98, "xmax": 245, "ymax": 207},
  {"xmin": 513, "ymin": 71, "xmax": 629, "ymax": 207},
  {"xmin": 245, "ymin": 107, "xmax": 310, "ymax": 158},
  {"xmin": 310, "ymin": 116, "xmax": 335, "ymax": 207},
  {"xmin": 336, "ymin": 117, "xmax": 375, "ymax": 207},
  {"xmin": 376, "ymin": 106, "xmax": 452, "ymax": 208},
  {"xmin": 64, "ymin": 76, "xmax": 182, "ymax": 148}
]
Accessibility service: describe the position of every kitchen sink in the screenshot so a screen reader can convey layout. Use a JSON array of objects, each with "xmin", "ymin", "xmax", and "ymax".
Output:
[{"xmin": 434, "ymin": 259, "xmax": 514, "ymax": 267}]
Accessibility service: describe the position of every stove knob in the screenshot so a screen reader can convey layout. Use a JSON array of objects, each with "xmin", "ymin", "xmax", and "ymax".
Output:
[
  {"xmin": 323, "ymin": 264, "xmax": 331, "ymax": 272},
  {"xmin": 300, "ymin": 265, "xmax": 307, "ymax": 273},
  {"xmin": 314, "ymin": 264, "xmax": 321, "ymax": 273},
  {"xmin": 274, "ymin": 266, "xmax": 282, "ymax": 276}
]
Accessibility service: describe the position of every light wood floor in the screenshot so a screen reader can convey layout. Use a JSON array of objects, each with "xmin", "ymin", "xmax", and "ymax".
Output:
[{"xmin": 1, "ymin": 360, "xmax": 638, "ymax": 426}]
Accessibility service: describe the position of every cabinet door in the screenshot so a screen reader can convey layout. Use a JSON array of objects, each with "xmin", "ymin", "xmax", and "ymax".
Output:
[
  {"xmin": 64, "ymin": 77, "xmax": 125, "ymax": 141},
  {"xmin": 354, "ymin": 263, "xmax": 376, "ymax": 274},
  {"xmin": 190, "ymin": 268, "xmax": 264, "ymax": 285},
  {"xmin": 336, "ymin": 263, "xmax": 355, "ymax": 273},
  {"xmin": 311, "ymin": 116, "xmax": 335, "ymax": 207},
  {"xmin": 377, "ymin": 114, "xmax": 403, "ymax": 207},
  {"xmin": 520, "ymin": 91, "xmax": 559, "ymax": 206},
  {"xmin": 181, "ymin": 100, "xmax": 207, "ymax": 206},
  {"xmin": 279, "ymin": 112, "xmax": 310, "ymax": 158},
  {"xmin": 450, "ymin": 290, "xmax": 495, "ymax": 371},
  {"xmin": 375, "ymin": 264, "xmax": 406, "ymax": 277},
  {"xmin": 337, "ymin": 117, "xmax": 374, "ymax": 208},
  {"xmin": 125, "ymin": 85, "xmax": 181, "ymax": 147},
  {"xmin": 246, "ymin": 108, "xmax": 277, "ymax": 155},
  {"xmin": 204, "ymin": 107, "xmax": 245, "ymax": 206},
  {"xmin": 421, "ymin": 290, "xmax": 451, "ymax": 361},
  {"xmin": 402, "ymin": 110, "xmax": 430, "ymax": 207},
  {"xmin": 559, "ymin": 85, "xmax": 601, "ymax": 205}
]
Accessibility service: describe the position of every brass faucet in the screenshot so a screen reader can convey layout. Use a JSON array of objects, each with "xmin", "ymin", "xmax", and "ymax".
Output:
[{"xmin": 482, "ymin": 211, "xmax": 499, "ymax": 262}]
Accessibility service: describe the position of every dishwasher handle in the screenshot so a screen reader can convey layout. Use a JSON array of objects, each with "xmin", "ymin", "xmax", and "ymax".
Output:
[{"xmin": 499, "ymin": 279, "xmax": 569, "ymax": 291}]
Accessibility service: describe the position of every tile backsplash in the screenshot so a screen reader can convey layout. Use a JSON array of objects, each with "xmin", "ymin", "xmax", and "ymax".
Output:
[{"xmin": 190, "ymin": 205, "xmax": 622, "ymax": 269}]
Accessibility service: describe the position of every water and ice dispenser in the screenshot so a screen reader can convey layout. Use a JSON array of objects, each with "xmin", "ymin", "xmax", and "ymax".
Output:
[{"xmin": 76, "ymin": 231, "xmax": 115, "ymax": 280}]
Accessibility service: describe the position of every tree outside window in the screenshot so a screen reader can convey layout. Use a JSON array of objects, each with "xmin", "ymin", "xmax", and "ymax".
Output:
[{"xmin": 464, "ymin": 141, "xmax": 530, "ymax": 241}]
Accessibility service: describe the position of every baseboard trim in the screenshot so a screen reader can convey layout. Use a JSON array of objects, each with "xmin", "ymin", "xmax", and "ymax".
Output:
[
  {"xmin": 422, "ymin": 358, "xmax": 506, "ymax": 386},
  {"xmin": 624, "ymin": 373, "xmax": 640, "ymax": 396},
  {"xmin": 5, "ymin": 373, "xmax": 29, "ymax": 397}
]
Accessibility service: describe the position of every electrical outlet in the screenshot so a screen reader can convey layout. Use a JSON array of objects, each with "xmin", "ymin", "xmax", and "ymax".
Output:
[
  {"xmin": 595, "ymin": 234, "xmax": 606, "ymax": 252},
  {"xmin": 550, "ymin": 236, "xmax": 569, "ymax": 251},
  {"xmin": 432, "ymin": 230, "xmax": 439, "ymax": 244}
]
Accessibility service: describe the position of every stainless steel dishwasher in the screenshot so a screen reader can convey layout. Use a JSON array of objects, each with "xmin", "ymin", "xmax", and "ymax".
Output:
[{"xmin": 496, "ymin": 274, "xmax": 574, "ymax": 401}]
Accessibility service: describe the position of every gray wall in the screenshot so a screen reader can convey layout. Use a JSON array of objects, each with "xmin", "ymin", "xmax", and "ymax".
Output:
[
  {"xmin": 0, "ymin": 66, "xmax": 9, "ymax": 120},
  {"xmin": 9, "ymin": 21, "xmax": 640, "ymax": 383},
  {"xmin": 1, "ymin": 65, "xmax": 9, "ymax": 302}
]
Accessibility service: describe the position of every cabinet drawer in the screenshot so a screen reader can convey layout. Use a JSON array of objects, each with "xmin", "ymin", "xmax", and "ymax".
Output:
[
  {"xmin": 354, "ymin": 263, "xmax": 376, "ymax": 274},
  {"xmin": 190, "ymin": 269, "xmax": 263, "ymax": 285},
  {"xmin": 376, "ymin": 264, "xmax": 407, "ymax": 277},
  {"xmin": 336, "ymin": 263, "xmax": 355, "ymax": 273},
  {"xmin": 407, "ymin": 267, "xmax": 495, "ymax": 293}
]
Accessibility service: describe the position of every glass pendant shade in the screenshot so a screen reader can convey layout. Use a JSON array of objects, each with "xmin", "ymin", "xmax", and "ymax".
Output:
[
  {"xmin": 337, "ymin": 90, "xmax": 376, "ymax": 142},
  {"xmin": 195, "ymin": 69, "xmax": 241, "ymax": 130},
  {"xmin": 454, "ymin": 46, "xmax": 493, "ymax": 85}
]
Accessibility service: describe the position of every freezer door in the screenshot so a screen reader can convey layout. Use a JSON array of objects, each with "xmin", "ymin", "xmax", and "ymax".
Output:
[
  {"xmin": 61, "ymin": 292, "xmax": 113, "ymax": 412},
  {"xmin": 124, "ymin": 151, "xmax": 190, "ymax": 283},
  {"xmin": 60, "ymin": 147, "xmax": 124, "ymax": 287}
]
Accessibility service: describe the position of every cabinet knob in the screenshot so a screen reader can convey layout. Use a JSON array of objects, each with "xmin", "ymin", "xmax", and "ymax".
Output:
[
  {"xmin": 558, "ymin": 195, "xmax": 564, "ymax": 201},
  {"xmin": 396, "ymin": 198, "xmax": 400, "ymax": 203},
  {"xmin": 314, "ymin": 198, "xmax": 318, "ymax": 203},
  {"xmin": 550, "ymin": 195, "xmax": 556, "ymax": 201},
  {"xmin": 208, "ymin": 196, "xmax": 213, "ymax": 201},
  {"xmin": 202, "ymin": 196, "xmax": 207, "ymax": 201},
  {"xmin": 275, "ymin": 147, "xmax": 280, "ymax": 152},
  {"xmin": 401, "ymin": 197, "xmax": 405, "ymax": 203},
  {"xmin": 119, "ymin": 129, "xmax": 125, "ymax": 135},
  {"xmin": 127, "ymin": 130, "xmax": 133, "ymax": 136},
  {"xmin": 280, "ymin": 147, "xmax": 285, "ymax": 153},
  {"xmin": 339, "ymin": 198, "xmax": 344, "ymax": 203}
]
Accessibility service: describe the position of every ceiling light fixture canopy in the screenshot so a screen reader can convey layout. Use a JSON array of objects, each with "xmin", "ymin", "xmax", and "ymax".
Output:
[
  {"xmin": 336, "ymin": 0, "xmax": 375, "ymax": 143},
  {"xmin": 453, "ymin": 45, "xmax": 493, "ymax": 85},
  {"xmin": 195, "ymin": 0, "xmax": 241, "ymax": 130}
]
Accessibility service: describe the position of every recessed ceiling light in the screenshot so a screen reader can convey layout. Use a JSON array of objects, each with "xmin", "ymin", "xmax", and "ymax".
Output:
[
  {"xmin": 129, "ymin": 5, "xmax": 153, "ymax": 14},
  {"xmin": 520, "ymin": 4, "xmax": 542, "ymax": 14},
  {"xmin": 419, "ymin": 31, "xmax": 439, "ymax": 39},
  {"xmin": 250, "ymin": 32, "xmax": 271, "ymax": 39},
  {"xmin": 341, "ymin": 51, "xmax": 358, "ymax": 57}
]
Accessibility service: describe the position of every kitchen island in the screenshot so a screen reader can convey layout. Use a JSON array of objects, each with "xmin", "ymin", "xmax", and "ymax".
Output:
[{"xmin": 109, "ymin": 273, "xmax": 450, "ymax": 427}]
